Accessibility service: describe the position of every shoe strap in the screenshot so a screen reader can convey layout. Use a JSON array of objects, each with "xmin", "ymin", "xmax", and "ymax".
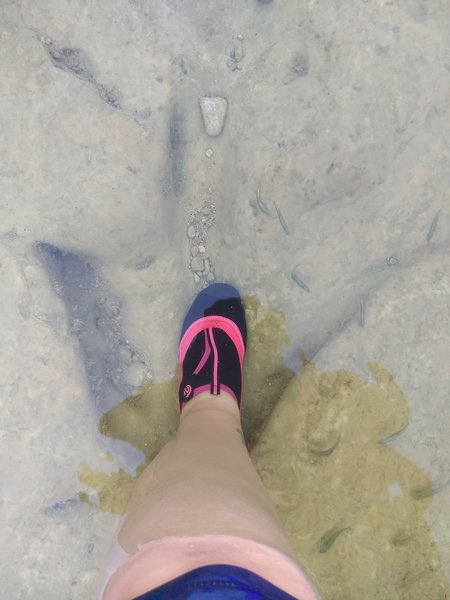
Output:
[{"xmin": 179, "ymin": 315, "xmax": 245, "ymax": 366}]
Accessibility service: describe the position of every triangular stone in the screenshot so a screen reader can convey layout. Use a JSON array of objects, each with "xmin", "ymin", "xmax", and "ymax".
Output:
[{"xmin": 199, "ymin": 96, "xmax": 228, "ymax": 136}]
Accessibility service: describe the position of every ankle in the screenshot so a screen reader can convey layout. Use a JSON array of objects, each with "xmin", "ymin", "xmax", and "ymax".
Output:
[{"xmin": 180, "ymin": 391, "xmax": 240, "ymax": 420}]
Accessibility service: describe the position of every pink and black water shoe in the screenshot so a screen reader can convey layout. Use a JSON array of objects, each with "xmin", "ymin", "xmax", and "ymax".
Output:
[{"xmin": 178, "ymin": 283, "xmax": 247, "ymax": 414}]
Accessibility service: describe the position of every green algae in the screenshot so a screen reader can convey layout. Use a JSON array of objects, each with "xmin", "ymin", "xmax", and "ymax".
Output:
[
  {"xmin": 250, "ymin": 359, "xmax": 448, "ymax": 599},
  {"xmin": 78, "ymin": 463, "xmax": 136, "ymax": 514}
]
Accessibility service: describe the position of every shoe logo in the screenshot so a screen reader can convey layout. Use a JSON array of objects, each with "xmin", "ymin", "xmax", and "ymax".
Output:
[{"xmin": 183, "ymin": 384, "xmax": 192, "ymax": 398}]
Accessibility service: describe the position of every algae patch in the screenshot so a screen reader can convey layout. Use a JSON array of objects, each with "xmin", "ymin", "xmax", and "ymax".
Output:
[
  {"xmin": 78, "ymin": 462, "xmax": 136, "ymax": 514},
  {"xmin": 98, "ymin": 376, "xmax": 179, "ymax": 461},
  {"xmin": 250, "ymin": 360, "xmax": 447, "ymax": 599}
]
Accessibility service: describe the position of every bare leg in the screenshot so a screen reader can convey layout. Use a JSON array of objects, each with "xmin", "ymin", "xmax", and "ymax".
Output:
[
  {"xmin": 118, "ymin": 391, "xmax": 295, "ymax": 557},
  {"xmin": 101, "ymin": 392, "xmax": 319, "ymax": 599}
]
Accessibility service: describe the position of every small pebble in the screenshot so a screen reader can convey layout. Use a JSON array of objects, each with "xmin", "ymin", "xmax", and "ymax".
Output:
[
  {"xmin": 194, "ymin": 273, "xmax": 201, "ymax": 284},
  {"xmin": 205, "ymin": 148, "xmax": 214, "ymax": 158},
  {"xmin": 198, "ymin": 245, "xmax": 206, "ymax": 253},
  {"xmin": 206, "ymin": 272, "xmax": 215, "ymax": 282},
  {"xmin": 191, "ymin": 256, "xmax": 205, "ymax": 272},
  {"xmin": 386, "ymin": 256, "xmax": 398, "ymax": 266},
  {"xmin": 191, "ymin": 245, "xmax": 199, "ymax": 257},
  {"xmin": 204, "ymin": 259, "xmax": 210, "ymax": 275},
  {"xmin": 72, "ymin": 569, "xmax": 99, "ymax": 585},
  {"xmin": 202, "ymin": 206, "xmax": 211, "ymax": 216},
  {"xmin": 118, "ymin": 344, "xmax": 132, "ymax": 363},
  {"xmin": 187, "ymin": 225, "xmax": 196, "ymax": 239},
  {"xmin": 125, "ymin": 362, "xmax": 147, "ymax": 387},
  {"xmin": 237, "ymin": 34, "xmax": 244, "ymax": 41}
]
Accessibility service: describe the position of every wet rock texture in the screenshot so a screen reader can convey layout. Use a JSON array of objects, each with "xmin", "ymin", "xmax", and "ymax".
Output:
[{"xmin": 1, "ymin": 1, "xmax": 450, "ymax": 598}]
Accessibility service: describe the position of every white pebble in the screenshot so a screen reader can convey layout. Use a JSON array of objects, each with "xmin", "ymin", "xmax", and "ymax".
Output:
[
  {"xmin": 191, "ymin": 256, "xmax": 205, "ymax": 271},
  {"xmin": 198, "ymin": 245, "xmax": 206, "ymax": 253},
  {"xmin": 125, "ymin": 362, "xmax": 147, "ymax": 387},
  {"xmin": 205, "ymin": 148, "xmax": 214, "ymax": 158},
  {"xmin": 187, "ymin": 225, "xmax": 196, "ymax": 239},
  {"xmin": 199, "ymin": 96, "xmax": 228, "ymax": 136}
]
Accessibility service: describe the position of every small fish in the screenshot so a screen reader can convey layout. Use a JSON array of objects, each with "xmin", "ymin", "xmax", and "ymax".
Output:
[
  {"xmin": 378, "ymin": 421, "xmax": 408, "ymax": 444},
  {"xmin": 349, "ymin": 260, "xmax": 387, "ymax": 282},
  {"xmin": 401, "ymin": 568, "xmax": 428, "ymax": 587},
  {"xmin": 426, "ymin": 210, "xmax": 441, "ymax": 243},
  {"xmin": 358, "ymin": 297, "xmax": 366, "ymax": 327},
  {"xmin": 291, "ymin": 267, "xmax": 311, "ymax": 293},
  {"xmin": 43, "ymin": 497, "xmax": 79, "ymax": 515},
  {"xmin": 311, "ymin": 432, "xmax": 341, "ymax": 456},
  {"xmin": 411, "ymin": 477, "xmax": 450, "ymax": 500},
  {"xmin": 390, "ymin": 529, "xmax": 413, "ymax": 546},
  {"xmin": 255, "ymin": 188, "xmax": 277, "ymax": 219},
  {"xmin": 319, "ymin": 525, "xmax": 351, "ymax": 553},
  {"xmin": 386, "ymin": 255, "xmax": 398, "ymax": 266},
  {"xmin": 275, "ymin": 203, "xmax": 290, "ymax": 235}
]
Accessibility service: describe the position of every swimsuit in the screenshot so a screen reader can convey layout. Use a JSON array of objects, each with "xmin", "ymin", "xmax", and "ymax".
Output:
[{"xmin": 133, "ymin": 563, "xmax": 299, "ymax": 599}]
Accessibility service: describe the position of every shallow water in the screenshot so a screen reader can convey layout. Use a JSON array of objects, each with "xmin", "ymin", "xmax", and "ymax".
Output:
[{"xmin": 1, "ymin": 1, "xmax": 450, "ymax": 598}]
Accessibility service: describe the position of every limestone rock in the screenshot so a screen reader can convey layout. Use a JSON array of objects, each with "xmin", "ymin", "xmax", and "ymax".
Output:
[{"xmin": 200, "ymin": 96, "xmax": 228, "ymax": 136}]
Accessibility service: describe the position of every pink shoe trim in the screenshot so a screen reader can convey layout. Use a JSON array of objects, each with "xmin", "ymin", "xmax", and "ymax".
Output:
[
  {"xmin": 221, "ymin": 384, "xmax": 238, "ymax": 403},
  {"xmin": 209, "ymin": 328, "xmax": 219, "ymax": 395},
  {"xmin": 179, "ymin": 316, "xmax": 245, "ymax": 366},
  {"xmin": 193, "ymin": 330, "xmax": 211, "ymax": 376},
  {"xmin": 179, "ymin": 384, "xmax": 211, "ymax": 413},
  {"xmin": 192, "ymin": 384, "xmax": 211, "ymax": 396}
]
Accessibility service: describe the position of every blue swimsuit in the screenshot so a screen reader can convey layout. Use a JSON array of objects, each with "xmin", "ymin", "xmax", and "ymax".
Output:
[{"xmin": 133, "ymin": 563, "xmax": 298, "ymax": 599}]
